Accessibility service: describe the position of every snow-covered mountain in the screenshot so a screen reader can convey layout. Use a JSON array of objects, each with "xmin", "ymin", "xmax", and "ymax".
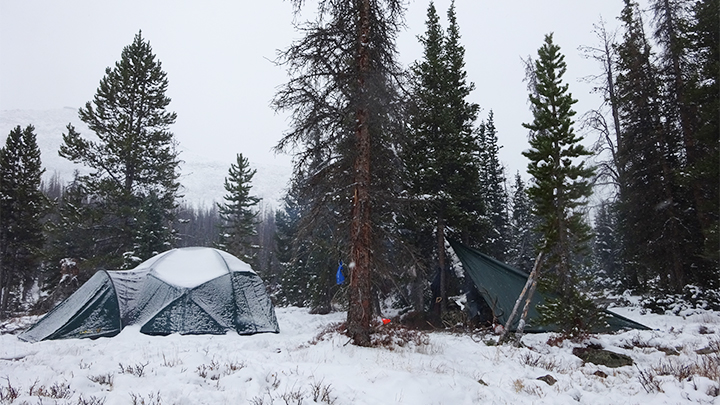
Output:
[{"xmin": 0, "ymin": 109, "xmax": 292, "ymax": 210}]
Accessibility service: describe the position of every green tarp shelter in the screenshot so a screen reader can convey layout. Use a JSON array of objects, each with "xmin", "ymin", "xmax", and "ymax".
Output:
[
  {"xmin": 448, "ymin": 240, "xmax": 649, "ymax": 332},
  {"xmin": 20, "ymin": 247, "xmax": 279, "ymax": 342}
]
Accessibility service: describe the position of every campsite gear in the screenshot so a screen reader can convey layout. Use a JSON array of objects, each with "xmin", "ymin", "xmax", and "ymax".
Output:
[
  {"xmin": 448, "ymin": 239, "xmax": 649, "ymax": 333},
  {"xmin": 336, "ymin": 261, "xmax": 345, "ymax": 285},
  {"xmin": 20, "ymin": 247, "xmax": 279, "ymax": 342}
]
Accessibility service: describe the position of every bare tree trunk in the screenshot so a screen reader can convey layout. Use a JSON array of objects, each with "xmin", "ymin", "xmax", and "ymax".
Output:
[
  {"xmin": 499, "ymin": 252, "xmax": 543, "ymax": 344},
  {"xmin": 514, "ymin": 253, "xmax": 544, "ymax": 345},
  {"xmin": 0, "ymin": 235, "xmax": 7, "ymax": 320},
  {"xmin": 436, "ymin": 212, "xmax": 447, "ymax": 315},
  {"xmin": 347, "ymin": 0, "xmax": 373, "ymax": 347}
]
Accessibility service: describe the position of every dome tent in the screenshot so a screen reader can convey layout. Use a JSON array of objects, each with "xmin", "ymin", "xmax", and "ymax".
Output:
[{"xmin": 20, "ymin": 247, "xmax": 279, "ymax": 342}]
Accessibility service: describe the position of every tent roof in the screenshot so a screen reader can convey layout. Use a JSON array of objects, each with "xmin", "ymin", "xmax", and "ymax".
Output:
[
  {"xmin": 136, "ymin": 247, "xmax": 255, "ymax": 288},
  {"xmin": 448, "ymin": 239, "xmax": 649, "ymax": 333},
  {"xmin": 19, "ymin": 247, "xmax": 277, "ymax": 342}
]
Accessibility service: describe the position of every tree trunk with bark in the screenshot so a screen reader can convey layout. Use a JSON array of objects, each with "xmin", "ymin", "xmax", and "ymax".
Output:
[{"xmin": 347, "ymin": 0, "xmax": 373, "ymax": 347}]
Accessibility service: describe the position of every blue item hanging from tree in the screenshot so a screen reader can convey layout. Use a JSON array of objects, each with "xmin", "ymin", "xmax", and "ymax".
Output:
[{"xmin": 336, "ymin": 260, "xmax": 345, "ymax": 285}]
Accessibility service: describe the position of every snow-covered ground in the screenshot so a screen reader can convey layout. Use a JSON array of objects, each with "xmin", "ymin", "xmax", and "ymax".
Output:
[{"xmin": 1, "ymin": 306, "xmax": 718, "ymax": 405}]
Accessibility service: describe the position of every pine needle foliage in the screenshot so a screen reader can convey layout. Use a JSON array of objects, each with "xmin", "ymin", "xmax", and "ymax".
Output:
[
  {"xmin": 216, "ymin": 153, "xmax": 261, "ymax": 265},
  {"xmin": 522, "ymin": 33, "xmax": 600, "ymax": 336},
  {"xmin": 0, "ymin": 125, "xmax": 46, "ymax": 318},
  {"xmin": 59, "ymin": 31, "xmax": 180, "ymax": 268},
  {"xmin": 274, "ymin": 0, "xmax": 406, "ymax": 346}
]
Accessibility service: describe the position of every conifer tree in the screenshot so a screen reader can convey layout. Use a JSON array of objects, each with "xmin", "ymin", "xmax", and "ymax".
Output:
[
  {"xmin": 405, "ymin": 1, "xmax": 483, "ymax": 315},
  {"xmin": 687, "ymin": 0, "xmax": 719, "ymax": 269},
  {"xmin": 650, "ymin": 0, "xmax": 715, "ymax": 287},
  {"xmin": 506, "ymin": 173, "xmax": 540, "ymax": 273},
  {"xmin": 0, "ymin": 125, "xmax": 46, "ymax": 318},
  {"xmin": 522, "ymin": 34, "xmax": 599, "ymax": 337},
  {"xmin": 254, "ymin": 208, "xmax": 280, "ymax": 288},
  {"xmin": 217, "ymin": 154, "xmax": 260, "ymax": 264},
  {"xmin": 614, "ymin": 0, "xmax": 689, "ymax": 292},
  {"xmin": 593, "ymin": 201, "xmax": 623, "ymax": 288},
  {"xmin": 274, "ymin": 173, "xmax": 344, "ymax": 313},
  {"xmin": 43, "ymin": 174, "xmax": 101, "ymax": 278},
  {"xmin": 59, "ymin": 31, "xmax": 180, "ymax": 268},
  {"xmin": 274, "ymin": 0, "xmax": 405, "ymax": 345},
  {"xmin": 274, "ymin": 192, "xmax": 304, "ymax": 306},
  {"xmin": 477, "ymin": 111, "xmax": 509, "ymax": 261}
]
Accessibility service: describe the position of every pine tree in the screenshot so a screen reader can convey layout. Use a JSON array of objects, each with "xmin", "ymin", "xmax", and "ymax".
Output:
[
  {"xmin": 216, "ymin": 154, "xmax": 260, "ymax": 264},
  {"xmin": 275, "ymin": 178, "xmax": 342, "ymax": 313},
  {"xmin": 59, "ymin": 31, "xmax": 180, "ymax": 268},
  {"xmin": 274, "ymin": 0, "xmax": 405, "ymax": 345},
  {"xmin": 593, "ymin": 201, "xmax": 623, "ymax": 288},
  {"xmin": 687, "ymin": 0, "xmax": 719, "ymax": 270},
  {"xmin": 522, "ymin": 34, "xmax": 599, "ymax": 337},
  {"xmin": 507, "ymin": 173, "xmax": 540, "ymax": 273},
  {"xmin": 254, "ymin": 208, "xmax": 280, "ymax": 288},
  {"xmin": 405, "ymin": 1, "xmax": 483, "ymax": 316},
  {"xmin": 0, "ymin": 125, "xmax": 46, "ymax": 318},
  {"xmin": 275, "ymin": 189, "xmax": 307, "ymax": 307},
  {"xmin": 650, "ymin": 0, "xmax": 715, "ymax": 287},
  {"xmin": 477, "ymin": 111, "xmax": 510, "ymax": 261},
  {"xmin": 44, "ymin": 174, "xmax": 103, "ymax": 277},
  {"xmin": 614, "ymin": 0, "xmax": 689, "ymax": 292}
]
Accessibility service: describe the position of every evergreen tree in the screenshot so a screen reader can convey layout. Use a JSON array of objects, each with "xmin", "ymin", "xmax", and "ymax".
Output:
[
  {"xmin": 506, "ymin": 173, "xmax": 540, "ymax": 273},
  {"xmin": 614, "ymin": 0, "xmax": 688, "ymax": 292},
  {"xmin": 404, "ymin": 1, "xmax": 483, "ymax": 315},
  {"xmin": 44, "ymin": 174, "xmax": 103, "ymax": 276},
  {"xmin": 216, "ymin": 154, "xmax": 261, "ymax": 264},
  {"xmin": 275, "ymin": 177, "xmax": 342, "ymax": 313},
  {"xmin": 650, "ymin": 0, "xmax": 715, "ymax": 287},
  {"xmin": 522, "ymin": 34, "xmax": 600, "ymax": 337},
  {"xmin": 687, "ymin": 0, "xmax": 719, "ymax": 269},
  {"xmin": 39, "ymin": 175, "xmax": 102, "ymax": 309},
  {"xmin": 0, "ymin": 125, "xmax": 46, "ymax": 318},
  {"xmin": 274, "ymin": 0, "xmax": 405, "ymax": 345},
  {"xmin": 477, "ymin": 111, "xmax": 510, "ymax": 261},
  {"xmin": 593, "ymin": 200, "xmax": 623, "ymax": 288},
  {"xmin": 59, "ymin": 31, "xmax": 180, "ymax": 268},
  {"xmin": 254, "ymin": 208, "xmax": 280, "ymax": 288},
  {"xmin": 275, "ymin": 188, "xmax": 306, "ymax": 307}
]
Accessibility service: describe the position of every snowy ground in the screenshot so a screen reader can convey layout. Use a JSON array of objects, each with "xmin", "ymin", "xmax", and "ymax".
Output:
[{"xmin": 1, "ymin": 306, "xmax": 718, "ymax": 405}]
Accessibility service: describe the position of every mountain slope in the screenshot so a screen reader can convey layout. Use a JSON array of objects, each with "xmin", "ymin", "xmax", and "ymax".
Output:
[{"xmin": 0, "ymin": 108, "xmax": 291, "ymax": 209}]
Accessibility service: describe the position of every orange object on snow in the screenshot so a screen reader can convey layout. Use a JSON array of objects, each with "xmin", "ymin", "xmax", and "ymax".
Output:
[{"xmin": 382, "ymin": 318, "xmax": 391, "ymax": 325}]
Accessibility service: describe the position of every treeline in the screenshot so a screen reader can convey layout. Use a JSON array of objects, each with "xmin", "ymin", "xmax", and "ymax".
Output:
[
  {"xmin": 1, "ymin": 1, "xmax": 717, "ymax": 341},
  {"xmin": 587, "ymin": 0, "xmax": 719, "ymax": 297}
]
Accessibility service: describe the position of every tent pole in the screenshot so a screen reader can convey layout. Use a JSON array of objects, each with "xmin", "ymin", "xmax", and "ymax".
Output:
[{"xmin": 498, "ymin": 252, "xmax": 543, "ymax": 344}]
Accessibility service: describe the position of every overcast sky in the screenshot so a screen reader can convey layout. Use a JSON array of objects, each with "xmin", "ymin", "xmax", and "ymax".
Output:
[{"xmin": 0, "ymin": 0, "xmax": 641, "ymax": 179}]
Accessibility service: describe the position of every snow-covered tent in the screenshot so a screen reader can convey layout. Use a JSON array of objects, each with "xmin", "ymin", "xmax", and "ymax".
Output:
[{"xmin": 19, "ymin": 247, "xmax": 279, "ymax": 342}]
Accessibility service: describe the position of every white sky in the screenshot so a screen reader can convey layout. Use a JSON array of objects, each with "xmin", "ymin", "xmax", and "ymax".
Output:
[{"xmin": 0, "ymin": 0, "xmax": 642, "ymax": 179}]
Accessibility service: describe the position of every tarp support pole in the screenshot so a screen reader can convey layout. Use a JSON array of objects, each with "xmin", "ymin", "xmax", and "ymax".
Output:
[
  {"xmin": 499, "ymin": 252, "xmax": 543, "ymax": 344},
  {"xmin": 514, "ymin": 252, "xmax": 544, "ymax": 345}
]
